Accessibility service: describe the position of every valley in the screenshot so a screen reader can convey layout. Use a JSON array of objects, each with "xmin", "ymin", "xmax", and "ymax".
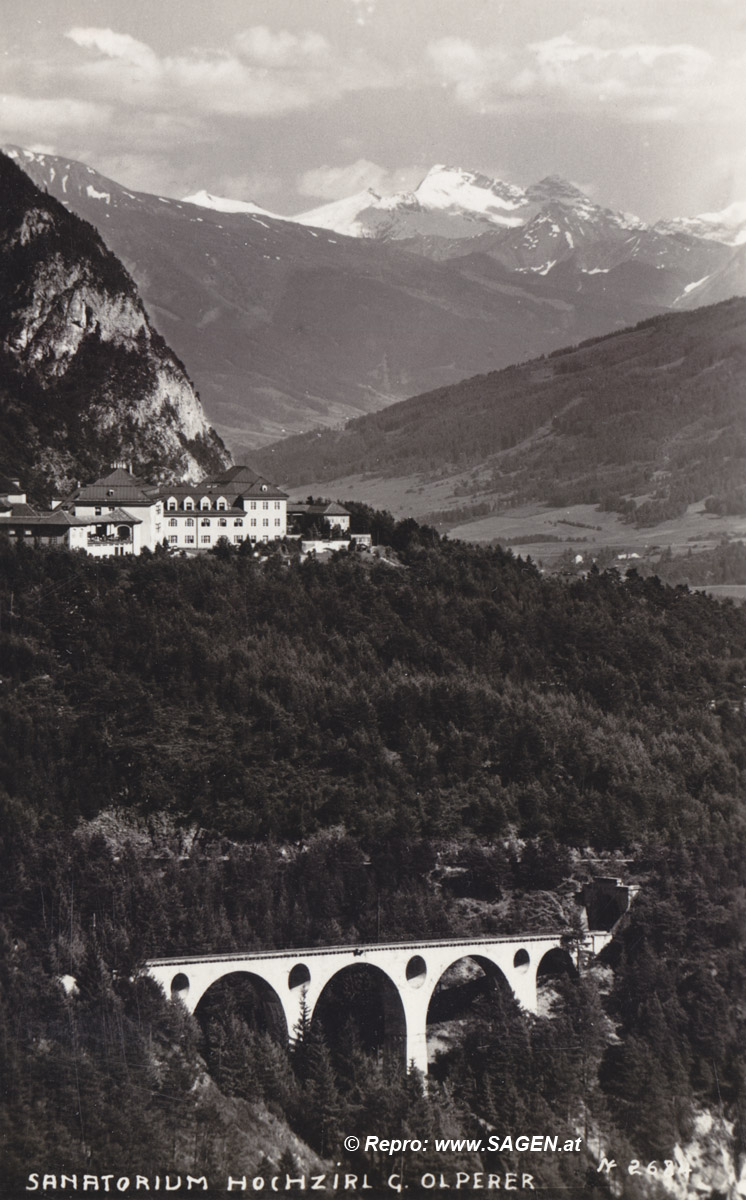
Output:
[{"xmin": 5, "ymin": 147, "xmax": 745, "ymax": 457}]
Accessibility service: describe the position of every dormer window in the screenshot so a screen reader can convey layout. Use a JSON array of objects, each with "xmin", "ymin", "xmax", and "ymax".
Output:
[
  {"xmin": 200, "ymin": 497, "xmax": 211, "ymax": 510},
  {"xmin": 216, "ymin": 497, "xmax": 227, "ymax": 511},
  {"xmin": 184, "ymin": 498, "xmax": 194, "ymax": 511},
  {"xmin": 261, "ymin": 484, "xmax": 268, "ymax": 493},
  {"xmin": 167, "ymin": 498, "xmax": 177, "ymax": 511}
]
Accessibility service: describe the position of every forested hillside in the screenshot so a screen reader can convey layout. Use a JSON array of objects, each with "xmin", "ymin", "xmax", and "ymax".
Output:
[
  {"xmin": 1, "ymin": 530, "xmax": 745, "ymax": 1195},
  {"xmin": 256, "ymin": 298, "xmax": 746, "ymax": 528},
  {"xmin": 2, "ymin": 531, "xmax": 745, "ymax": 843}
]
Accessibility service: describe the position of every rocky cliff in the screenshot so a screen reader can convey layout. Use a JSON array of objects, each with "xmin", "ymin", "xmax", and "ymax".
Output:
[{"xmin": 0, "ymin": 151, "xmax": 229, "ymax": 500}]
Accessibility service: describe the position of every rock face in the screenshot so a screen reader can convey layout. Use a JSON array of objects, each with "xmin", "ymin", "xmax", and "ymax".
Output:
[{"xmin": 0, "ymin": 151, "xmax": 229, "ymax": 498}]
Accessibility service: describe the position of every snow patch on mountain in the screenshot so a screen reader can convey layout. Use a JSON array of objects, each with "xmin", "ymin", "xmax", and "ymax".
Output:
[
  {"xmin": 181, "ymin": 189, "xmax": 283, "ymax": 220},
  {"xmin": 294, "ymin": 188, "xmax": 383, "ymax": 236},
  {"xmin": 413, "ymin": 164, "xmax": 528, "ymax": 217}
]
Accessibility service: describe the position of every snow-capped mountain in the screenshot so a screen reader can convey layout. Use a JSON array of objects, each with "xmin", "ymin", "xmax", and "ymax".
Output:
[
  {"xmin": 294, "ymin": 166, "xmax": 745, "ymax": 295},
  {"xmin": 656, "ymin": 201, "xmax": 746, "ymax": 247},
  {"xmin": 293, "ymin": 166, "xmax": 647, "ymax": 245},
  {"xmin": 295, "ymin": 165, "xmax": 535, "ymax": 240}
]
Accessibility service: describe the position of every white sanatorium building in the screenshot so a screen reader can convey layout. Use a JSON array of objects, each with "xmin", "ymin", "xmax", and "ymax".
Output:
[{"xmin": 1, "ymin": 464, "xmax": 290, "ymax": 557}]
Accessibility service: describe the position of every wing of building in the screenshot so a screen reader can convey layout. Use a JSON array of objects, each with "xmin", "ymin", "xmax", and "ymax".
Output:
[
  {"xmin": 2, "ymin": 463, "xmax": 288, "ymax": 556},
  {"xmin": 159, "ymin": 465, "xmax": 287, "ymax": 550}
]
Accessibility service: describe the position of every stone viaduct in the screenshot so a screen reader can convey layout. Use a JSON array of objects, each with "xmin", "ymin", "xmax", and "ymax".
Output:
[{"xmin": 145, "ymin": 930, "xmax": 612, "ymax": 1077}]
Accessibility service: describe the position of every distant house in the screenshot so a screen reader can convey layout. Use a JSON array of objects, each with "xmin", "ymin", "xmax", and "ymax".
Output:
[{"xmin": 287, "ymin": 500, "xmax": 351, "ymax": 538}]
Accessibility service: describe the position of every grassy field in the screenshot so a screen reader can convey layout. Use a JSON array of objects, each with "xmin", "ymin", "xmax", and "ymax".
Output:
[
  {"xmin": 300, "ymin": 468, "xmax": 746, "ymax": 572},
  {"xmin": 693, "ymin": 583, "xmax": 746, "ymax": 602}
]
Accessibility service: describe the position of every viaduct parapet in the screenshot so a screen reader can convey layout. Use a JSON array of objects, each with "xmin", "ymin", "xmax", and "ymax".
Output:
[{"xmin": 145, "ymin": 931, "xmax": 612, "ymax": 1077}]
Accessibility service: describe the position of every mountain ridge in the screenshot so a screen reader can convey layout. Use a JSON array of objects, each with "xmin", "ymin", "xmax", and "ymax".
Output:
[
  {"xmin": 4, "ymin": 146, "xmax": 680, "ymax": 454},
  {"xmin": 5, "ymin": 144, "xmax": 745, "ymax": 455},
  {"xmin": 253, "ymin": 296, "xmax": 746, "ymax": 540}
]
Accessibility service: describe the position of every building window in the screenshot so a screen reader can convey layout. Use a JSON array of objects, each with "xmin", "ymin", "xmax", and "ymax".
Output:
[
  {"xmin": 275, "ymin": 518, "xmax": 281, "ymax": 526},
  {"xmin": 274, "ymin": 501, "xmax": 280, "ymax": 509},
  {"xmin": 201, "ymin": 535, "xmax": 211, "ymax": 544},
  {"xmin": 169, "ymin": 535, "xmax": 178, "ymax": 544},
  {"xmin": 184, "ymin": 499, "xmax": 194, "ymax": 511},
  {"xmin": 186, "ymin": 518, "xmax": 194, "ymax": 527},
  {"xmin": 201, "ymin": 518, "xmax": 211, "ymax": 526},
  {"xmin": 95, "ymin": 506, "xmax": 102, "ymax": 516},
  {"xmin": 262, "ymin": 501, "xmax": 269, "ymax": 510},
  {"xmin": 250, "ymin": 501, "xmax": 256, "ymax": 510},
  {"xmin": 219, "ymin": 518, "xmax": 227, "ymax": 527},
  {"xmin": 234, "ymin": 534, "xmax": 243, "ymax": 543},
  {"xmin": 233, "ymin": 518, "xmax": 243, "ymax": 527},
  {"xmin": 185, "ymin": 535, "xmax": 195, "ymax": 544},
  {"xmin": 262, "ymin": 518, "xmax": 269, "ymax": 526},
  {"xmin": 200, "ymin": 498, "xmax": 210, "ymax": 510},
  {"xmin": 250, "ymin": 518, "xmax": 257, "ymax": 527},
  {"xmin": 217, "ymin": 499, "xmax": 227, "ymax": 511},
  {"xmin": 169, "ymin": 519, "xmax": 178, "ymax": 527}
]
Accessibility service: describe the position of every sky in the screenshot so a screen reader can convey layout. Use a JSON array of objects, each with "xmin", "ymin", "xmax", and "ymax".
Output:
[{"xmin": 1, "ymin": 0, "xmax": 745, "ymax": 222}]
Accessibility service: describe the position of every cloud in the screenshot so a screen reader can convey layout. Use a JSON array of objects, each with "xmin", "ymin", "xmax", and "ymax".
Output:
[
  {"xmin": 426, "ymin": 29, "xmax": 744, "ymax": 122},
  {"xmin": 63, "ymin": 24, "xmax": 394, "ymax": 119},
  {"xmin": 233, "ymin": 26, "xmax": 330, "ymax": 67},
  {"xmin": 0, "ymin": 93, "xmax": 112, "ymax": 137},
  {"xmin": 66, "ymin": 28, "xmax": 158, "ymax": 70},
  {"xmin": 297, "ymin": 159, "xmax": 422, "ymax": 201}
]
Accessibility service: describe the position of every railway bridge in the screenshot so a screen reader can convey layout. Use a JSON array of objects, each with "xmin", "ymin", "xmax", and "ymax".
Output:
[{"xmin": 145, "ymin": 930, "xmax": 612, "ymax": 1076}]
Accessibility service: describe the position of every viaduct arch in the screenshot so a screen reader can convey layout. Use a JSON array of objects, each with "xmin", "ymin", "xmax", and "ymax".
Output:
[{"xmin": 146, "ymin": 932, "xmax": 611, "ymax": 1077}]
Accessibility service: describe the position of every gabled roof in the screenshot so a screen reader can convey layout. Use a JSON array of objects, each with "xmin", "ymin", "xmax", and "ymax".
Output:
[
  {"xmin": 288, "ymin": 501, "xmax": 350, "ymax": 517},
  {"xmin": 96, "ymin": 467, "xmax": 150, "ymax": 488},
  {"xmin": 158, "ymin": 469, "xmax": 287, "ymax": 503},
  {"xmin": 237, "ymin": 477, "xmax": 288, "ymax": 500},
  {"xmin": 73, "ymin": 485, "xmax": 157, "ymax": 504},
  {"xmin": 65, "ymin": 466, "xmax": 158, "ymax": 506},
  {"xmin": 90, "ymin": 508, "xmax": 142, "ymax": 525},
  {"xmin": 1, "ymin": 501, "xmax": 37, "ymax": 517},
  {"xmin": 4, "ymin": 508, "xmax": 91, "ymax": 528},
  {"xmin": 161, "ymin": 485, "xmax": 205, "ymax": 498}
]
